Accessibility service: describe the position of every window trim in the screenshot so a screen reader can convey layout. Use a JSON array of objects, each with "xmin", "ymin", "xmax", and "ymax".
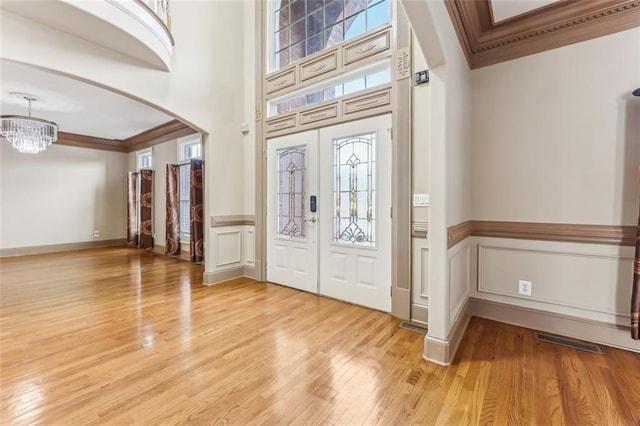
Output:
[
  {"xmin": 177, "ymin": 135, "xmax": 202, "ymax": 244},
  {"xmin": 136, "ymin": 148, "xmax": 153, "ymax": 171},
  {"xmin": 178, "ymin": 134, "xmax": 203, "ymax": 162}
]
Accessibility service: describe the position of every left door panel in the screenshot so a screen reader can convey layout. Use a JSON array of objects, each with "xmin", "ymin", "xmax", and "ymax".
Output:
[{"xmin": 266, "ymin": 130, "xmax": 319, "ymax": 294}]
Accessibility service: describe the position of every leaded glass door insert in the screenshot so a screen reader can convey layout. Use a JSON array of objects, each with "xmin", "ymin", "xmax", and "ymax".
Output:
[
  {"xmin": 277, "ymin": 146, "xmax": 306, "ymax": 239},
  {"xmin": 333, "ymin": 133, "xmax": 376, "ymax": 247}
]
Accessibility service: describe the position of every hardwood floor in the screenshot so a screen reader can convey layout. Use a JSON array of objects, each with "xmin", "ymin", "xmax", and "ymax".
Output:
[{"xmin": 1, "ymin": 247, "xmax": 639, "ymax": 425}]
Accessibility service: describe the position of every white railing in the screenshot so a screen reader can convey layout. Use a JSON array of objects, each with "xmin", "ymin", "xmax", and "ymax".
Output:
[{"xmin": 138, "ymin": 0, "xmax": 170, "ymax": 29}]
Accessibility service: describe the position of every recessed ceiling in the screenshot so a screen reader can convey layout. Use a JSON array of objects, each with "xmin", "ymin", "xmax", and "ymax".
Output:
[
  {"xmin": 0, "ymin": 60, "xmax": 173, "ymax": 140},
  {"xmin": 489, "ymin": 0, "xmax": 559, "ymax": 23}
]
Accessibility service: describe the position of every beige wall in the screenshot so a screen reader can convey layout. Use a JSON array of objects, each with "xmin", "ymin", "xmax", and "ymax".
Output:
[
  {"xmin": 471, "ymin": 27, "xmax": 640, "ymax": 225},
  {"xmin": 1, "ymin": 1, "xmax": 247, "ymax": 275},
  {"xmin": 0, "ymin": 143, "xmax": 127, "ymax": 249},
  {"xmin": 243, "ymin": 0, "xmax": 257, "ymax": 217},
  {"xmin": 467, "ymin": 28, "xmax": 640, "ymax": 351},
  {"xmin": 412, "ymin": 33, "xmax": 430, "ymax": 224}
]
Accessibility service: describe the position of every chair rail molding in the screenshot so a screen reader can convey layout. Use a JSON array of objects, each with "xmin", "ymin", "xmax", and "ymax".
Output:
[{"xmin": 447, "ymin": 220, "xmax": 636, "ymax": 249}]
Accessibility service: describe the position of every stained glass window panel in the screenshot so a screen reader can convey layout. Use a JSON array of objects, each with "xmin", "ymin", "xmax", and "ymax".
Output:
[
  {"xmin": 333, "ymin": 132, "xmax": 376, "ymax": 246},
  {"xmin": 272, "ymin": 0, "xmax": 391, "ymax": 71},
  {"xmin": 277, "ymin": 146, "xmax": 306, "ymax": 239}
]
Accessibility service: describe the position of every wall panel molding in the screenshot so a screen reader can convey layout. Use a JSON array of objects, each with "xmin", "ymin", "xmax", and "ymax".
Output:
[
  {"xmin": 477, "ymin": 244, "xmax": 633, "ymax": 319},
  {"xmin": 215, "ymin": 230, "xmax": 242, "ymax": 267},
  {"xmin": 448, "ymin": 220, "xmax": 636, "ymax": 248},
  {"xmin": 444, "ymin": 0, "xmax": 640, "ymax": 69},
  {"xmin": 449, "ymin": 241, "xmax": 470, "ymax": 327}
]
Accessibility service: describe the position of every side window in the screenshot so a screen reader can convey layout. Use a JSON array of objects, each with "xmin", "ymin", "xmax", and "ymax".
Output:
[
  {"xmin": 178, "ymin": 136, "xmax": 202, "ymax": 241},
  {"xmin": 137, "ymin": 149, "xmax": 153, "ymax": 170}
]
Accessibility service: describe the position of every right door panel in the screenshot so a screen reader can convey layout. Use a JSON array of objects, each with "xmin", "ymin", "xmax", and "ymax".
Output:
[{"xmin": 318, "ymin": 114, "xmax": 392, "ymax": 312}]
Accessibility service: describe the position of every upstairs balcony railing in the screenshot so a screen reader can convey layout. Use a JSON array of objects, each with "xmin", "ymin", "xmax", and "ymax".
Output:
[{"xmin": 138, "ymin": 0, "xmax": 171, "ymax": 30}]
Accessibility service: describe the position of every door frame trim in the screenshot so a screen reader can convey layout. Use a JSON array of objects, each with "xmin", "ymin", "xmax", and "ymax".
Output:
[{"xmin": 254, "ymin": 0, "xmax": 412, "ymax": 320}]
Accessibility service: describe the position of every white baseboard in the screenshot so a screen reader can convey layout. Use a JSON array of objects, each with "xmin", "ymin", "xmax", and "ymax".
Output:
[
  {"xmin": 411, "ymin": 303, "xmax": 428, "ymax": 324},
  {"xmin": 424, "ymin": 298, "xmax": 471, "ymax": 366},
  {"xmin": 203, "ymin": 265, "xmax": 256, "ymax": 285},
  {"xmin": 0, "ymin": 239, "xmax": 125, "ymax": 257},
  {"xmin": 469, "ymin": 297, "xmax": 640, "ymax": 353}
]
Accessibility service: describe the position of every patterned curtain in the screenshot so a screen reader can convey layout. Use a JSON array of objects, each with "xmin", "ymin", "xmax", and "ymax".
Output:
[
  {"xmin": 190, "ymin": 159, "xmax": 204, "ymax": 263},
  {"xmin": 139, "ymin": 169, "xmax": 154, "ymax": 250},
  {"xmin": 632, "ymin": 209, "xmax": 640, "ymax": 340},
  {"xmin": 166, "ymin": 164, "xmax": 181, "ymax": 256},
  {"xmin": 127, "ymin": 172, "xmax": 139, "ymax": 247}
]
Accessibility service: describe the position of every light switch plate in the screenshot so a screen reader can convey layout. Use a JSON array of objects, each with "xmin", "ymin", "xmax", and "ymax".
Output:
[{"xmin": 413, "ymin": 193, "xmax": 429, "ymax": 207}]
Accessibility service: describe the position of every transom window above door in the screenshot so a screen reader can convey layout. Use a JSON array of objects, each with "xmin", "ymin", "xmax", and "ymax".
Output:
[{"xmin": 271, "ymin": 0, "xmax": 391, "ymax": 71}]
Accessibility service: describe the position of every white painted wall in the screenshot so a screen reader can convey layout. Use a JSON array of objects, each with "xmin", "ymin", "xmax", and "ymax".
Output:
[
  {"xmin": 411, "ymin": 32, "xmax": 430, "ymax": 322},
  {"xmin": 412, "ymin": 33, "xmax": 430, "ymax": 224},
  {"xmin": 0, "ymin": 143, "xmax": 126, "ymax": 249},
  {"xmin": 1, "ymin": 1, "xmax": 247, "ymax": 274},
  {"xmin": 403, "ymin": 0, "xmax": 473, "ymax": 351},
  {"xmin": 243, "ymin": 0, "xmax": 257, "ymax": 216}
]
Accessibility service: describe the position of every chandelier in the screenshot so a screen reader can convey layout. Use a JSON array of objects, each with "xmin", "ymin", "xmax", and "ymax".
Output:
[{"xmin": 0, "ymin": 93, "xmax": 58, "ymax": 154}]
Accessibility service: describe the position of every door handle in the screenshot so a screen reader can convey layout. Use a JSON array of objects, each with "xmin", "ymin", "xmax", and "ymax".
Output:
[{"xmin": 305, "ymin": 217, "xmax": 317, "ymax": 223}]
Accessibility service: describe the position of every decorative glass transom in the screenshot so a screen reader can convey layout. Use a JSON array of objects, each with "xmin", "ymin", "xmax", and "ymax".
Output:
[
  {"xmin": 273, "ymin": 0, "xmax": 391, "ymax": 71},
  {"xmin": 277, "ymin": 146, "xmax": 306, "ymax": 238},
  {"xmin": 270, "ymin": 65, "xmax": 391, "ymax": 116},
  {"xmin": 333, "ymin": 132, "xmax": 376, "ymax": 247}
]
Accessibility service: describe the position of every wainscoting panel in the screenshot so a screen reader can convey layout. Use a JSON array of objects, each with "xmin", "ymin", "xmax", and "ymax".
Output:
[
  {"xmin": 205, "ymin": 224, "xmax": 257, "ymax": 284},
  {"xmin": 448, "ymin": 241, "xmax": 470, "ymax": 327},
  {"xmin": 474, "ymin": 237, "xmax": 634, "ymax": 326},
  {"xmin": 411, "ymin": 238, "xmax": 429, "ymax": 324},
  {"xmin": 245, "ymin": 229, "xmax": 255, "ymax": 265},
  {"xmin": 215, "ymin": 230, "xmax": 242, "ymax": 267}
]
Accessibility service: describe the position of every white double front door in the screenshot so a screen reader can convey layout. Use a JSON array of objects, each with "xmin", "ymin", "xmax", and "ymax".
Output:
[{"xmin": 266, "ymin": 114, "xmax": 392, "ymax": 312}]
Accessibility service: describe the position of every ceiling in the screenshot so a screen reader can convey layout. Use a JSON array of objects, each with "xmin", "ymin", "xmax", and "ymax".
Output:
[
  {"xmin": 489, "ymin": 0, "xmax": 559, "ymax": 23},
  {"xmin": 445, "ymin": 0, "xmax": 640, "ymax": 69},
  {"xmin": 0, "ymin": 60, "xmax": 173, "ymax": 140}
]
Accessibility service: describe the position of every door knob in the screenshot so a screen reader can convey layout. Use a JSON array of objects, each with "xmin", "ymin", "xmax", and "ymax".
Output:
[{"xmin": 305, "ymin": 217, "xmax": 317, "ymax": 223}]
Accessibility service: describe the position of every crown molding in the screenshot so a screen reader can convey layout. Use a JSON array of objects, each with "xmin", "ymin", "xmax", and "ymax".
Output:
[
  {"xmin": 57, "ymin": 132, "xmax": 127, "ymax": 153},
  {"xmin": 54, "ymin": 120, "xmax": 197, "ymax": 153},
  {"xmin": 125, "ymin": 119, "xmax": 197, "ymax": 151},
  {"xmin": 445, "ymin": 0, "xmax": 640, "ymax": 69}
]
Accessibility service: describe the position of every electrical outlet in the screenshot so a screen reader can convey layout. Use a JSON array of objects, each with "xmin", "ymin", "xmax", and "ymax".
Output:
[
  {"xmin": 93, "ymin": 230, "xmax": 100, "ymax": 238},
  {"xmin": 518, "ymin": 280, "xmax": 532, "ymax": 296}
]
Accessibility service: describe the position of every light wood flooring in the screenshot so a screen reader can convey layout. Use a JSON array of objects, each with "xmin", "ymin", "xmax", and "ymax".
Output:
[{"xmin": 1, "ymin": 247, "xmax": 639, "ymax": 424}]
